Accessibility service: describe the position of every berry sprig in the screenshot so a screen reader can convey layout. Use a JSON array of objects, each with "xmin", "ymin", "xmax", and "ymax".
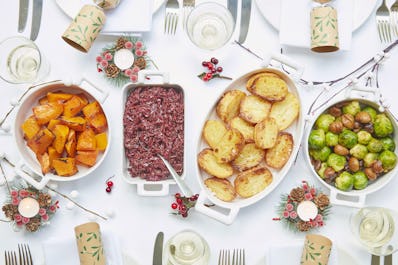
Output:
[
  {"xmin": 105, "ymin": 175, "xmax": 115, "ymax": 193},
  {"xmin": 170, "ymin": 193, "xmax": 199, "ymax": 218},
  {"xmin": 198, "ymin": 57, "xmax": 232, "ymax": 82}
]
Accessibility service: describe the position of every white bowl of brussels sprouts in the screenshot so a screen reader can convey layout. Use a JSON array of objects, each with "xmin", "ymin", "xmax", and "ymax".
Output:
[{"xmin": 305, "ymin": 98, "xmax": 398, "ymax": 207}]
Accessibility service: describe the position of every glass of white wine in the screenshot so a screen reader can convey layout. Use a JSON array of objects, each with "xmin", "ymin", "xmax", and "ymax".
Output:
[
  {"xmin": 185, "ymin": 2, "xmax": 234, "ymax": 51},
  {"xmin": 0, "ymin": 36, "xmax": 49, "ymax": 84},
  {"xmin": 163, "ymin": 230, "xmax": 210, "ymax": 265},
  {"xmin": 350, "ymin": 207, "xmax": 398, "ymax": 256}
]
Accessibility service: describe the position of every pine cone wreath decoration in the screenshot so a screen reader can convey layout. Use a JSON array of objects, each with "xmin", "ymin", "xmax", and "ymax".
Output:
[
  {"xmin": 105, "ymin": 64, "xmax": 120, "ymax": 78},
  {"xmin": 115, "ymin": 37, "xmax": 128, "ymax": 50},
  {"xmin": 134, "ymin": 57, "xmax": 146, "ymax": 70},
  {"xmin": 25, "ymin": 217, "xmax": 41, "ymax": 232},
  {"xmin": 289, "ymin": 187, "xmax": 305, "ymax": 202},
  {"xmin": 38, "ymin": 193, "xmax": 52, "ymax": 208},
  {"xmin": 2, "ymin": 204, "xmax": 18, "ymax": 219},
  {"xmin": 314, "ymin": 193, "xmax": 330, "ymax": 210},
  {"xmin": 296, "ymin": 220, "xmax": 311, "ymax": 232}
]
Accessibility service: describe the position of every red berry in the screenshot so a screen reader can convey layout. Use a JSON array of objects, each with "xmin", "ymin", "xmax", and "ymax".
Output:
[
  {"xmin": 205, "ymin": 73, "xmax": 213, "ymax": 79},
  {"xmin": 202, "ymin": 61, "xmax": 208, "ymax": 67},
  {"xmin": 176, "ymin": 198, "xmax": 183, "ymax": 205},
  {"xmin": 189, "ymin": 196, "xmax": 196, "ymax": 201},
  {"xmin": 216, "ymin": 67, "xmax": 223, "ymax": 73},
  {"xmin": 203, "ymin": 76, "xmax": 209, "ymax": 82},
  {"xmin": 207, "ymin": 63, "xmax": 214, "ymax": 70},
  {"xmin": 211, "ymin": 68, "xmax": 217, "ymax": 73},
  {"xmin": 211, "ymin": 57, "xmax": 218, "ymax": 64},
  {"xmin": 171, "ymin": 203, "xmax": 178, "ymax": 209},
  {"xmin": 106, "ymin": 181, "xmax": 114, "ymax": 187},
  {"xmin": 105, "ymin": 187, "xmax": 112, "ymax": 193},
  {"xmin": 175, "ymin": 193, "xmax": 181, "ymax": 199},
  {"xmin": 181, "ymin": 212, "xmax": 188, "ymax": 218},
  {"xmin": 180, "ymin": 205, "xmax": 187, "ymax": 212}
]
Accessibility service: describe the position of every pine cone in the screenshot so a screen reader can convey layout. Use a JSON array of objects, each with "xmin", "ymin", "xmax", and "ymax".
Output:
[
  {"xmin": 134, "ymin": 57, "xmax": 146, "ymax": 70},
  {"xmin": 296, "ymin": 220, "xmax": 311, "ymax": 232},
  {"xmin": 25, "ymin": 217, "xmax": 41, "ymax": 232},
  {"xmin": 314, "ymin": 193, "xmax": 330, "ymax": 210},
  {"xmin": 38, "ymin": 193, "xmax": 52, "ymax": 208},
  {"xmin": 289, "ymin": 187, "xmax": 305, "ymax": 202},
  {"xmin": 115, "ymin": 37, "xmax": 128, "ymax": 50},
  {"xmin": 105, "ymin": 64, "xmax": 120, "ymax": 78},
  {"xmin": 2, "ymin": 204, "xmax": 18, "ymax": 219}
]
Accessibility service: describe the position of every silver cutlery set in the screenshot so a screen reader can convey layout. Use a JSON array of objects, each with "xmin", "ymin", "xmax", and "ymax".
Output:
[
  {"xmin": 18, "ymin": 0, "xmax": 43, "ymax": 41},
  {"xmin": 218, "ymin": 249, "xmax": 245, "ymax": 265},
  {"xmin": 4, "ymin": 244, "xmax": 33, "ymax": 265},
  {"xmin": 376, "ymin": 0, "xmax": 398, "ymax": 43}
]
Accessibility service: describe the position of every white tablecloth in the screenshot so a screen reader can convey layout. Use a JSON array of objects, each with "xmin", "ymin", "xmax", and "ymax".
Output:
[{"xmin": 1, "ymin": 0, "xmax": 398, "ymax": 264}]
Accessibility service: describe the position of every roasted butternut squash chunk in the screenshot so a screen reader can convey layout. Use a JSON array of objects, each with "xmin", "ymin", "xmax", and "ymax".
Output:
[
  {"xmin": 87, "ymin": 113, "xmax": 108, "ymax": 133},
  {"xmin": 76, "ymin": 93, "xmax": 89, "ymax": 106},
  {"xmin": 65, "ymin": 129, "xmax": 77, "ymax": 157},
  {"xmin": 37, "ymin": 152, "xmax": 51, "ymax": 174},
  {"xmin": 33, "ymin": 102, "xmax": 64, "ymax": 125},
  {"xmin": 38, "ymin": 96, "xmax": 49, "ymax": 105},
  {"xmin": 48, "ymin": 146, "xmax": 61, "ymax": 168},
  {"xmin": 63, "ymin": 96, "xmax": 84, "ymax": 117},
  {"xmin": 76, "ymin": 150, "xmax": 98, "ymax": 167},
  {"xmin": 27, "ymin": 128, "xmax": 55, "ymax": 155},
  {"xmin": 52, "ymin": 125, "xmax": 70, "ymax": 154},
  {"xmin": 52, "ymin": 158, "xmax": 78, "ymax": 176},
  {"xmin": 82, "ymin": 101, "xmax": 102, "ymax": 119},
  {"xmin": 77, "ymin": 128, "xmax": 96, "ymax": 151},
  {"xmin": 47, "ymin": 92, "xmax": 73, "ymax": 102},
  {"xmin": 21, "ymin": 116, "xmax": 40, "ymax": 140},
  {"xmin": 47, "ymin": 119, "xmax": 61, "ymax": 131},
  {"xmin": 59, "ymin": 116, "xmax": 86, "ymax": 131},
  {"xmin": 95, "ymin": 132, "xmax": 108, "ymax": 151}
]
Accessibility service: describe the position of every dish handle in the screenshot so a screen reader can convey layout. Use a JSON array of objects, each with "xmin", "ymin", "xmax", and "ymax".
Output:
[
  {"xmin": 262, "ymin": 53, "xmax": 304, "ymax": 80},
  {"xmin": 136, "ymin": 182, "xmax": 171, "ymax": 196},
  {"xmin": 195, "ymin": 191, "xmax": 239, "ymax": 225},
  {"xmin": 62, "ymin": 77, "xmax": 109, "ymax": 104},
  {"xmin": 137, "ymin": 71, "xmax": 170, "ymax": 84},
  {"xmin": 14, "ymin": 161, "xmax": 50, "ymax": 190},
  {"xmin": 329, "ymin": 189, "xmax": 366, "ymax": 208}
]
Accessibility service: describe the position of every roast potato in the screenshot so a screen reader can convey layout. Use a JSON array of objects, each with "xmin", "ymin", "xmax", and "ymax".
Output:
[
  {"xmin": 216, "ymin": 90, "xmax": 246, "ymax": 123},
  {"xmin": 269, "ymin": 92, "xmax": 300, "ymax": 130},
  {"xmin": 205, "ymin": 177, "xmax": 236, "ymax": 202},
  {"xmin": 202, "ymin": 120, "xmax": 227, "ymax": 149},
  {"xmin": 254, "ymin": 117, "xmax": 278, "ymax": 149},
  {"xmin": 230, "ymin": 117, "xmax": 254, "ymax": 143},
  {"xmin": 239, "ymin": 95, "xmax": 272, "ymax": 124},
  {"xmin": 198, "ymin": 148, "xmax": 233, "ymax": 179},
  {"xmin": 234, "ymin": 166, "xmax": 273, "ymax": 198},
  {"xmin": 265, "ymin": 132, "xmax": 294, "ymax": 169},
  {"xmin": 213, "ymin": 129, "xmax": 245, "ymax": 163},
  {"xmin": 247, "ymin": 73, "xmax": 288, "ymax": 102},
  {"xmin": 232, "ymin": 143, "xmax": 265, "ymax": 171}
]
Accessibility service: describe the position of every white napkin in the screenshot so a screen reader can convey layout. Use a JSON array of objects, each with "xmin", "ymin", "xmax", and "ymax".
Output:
[
  {"xmin": 265, "ymin": 240, "xmax": 338, "ymax": 265},
  {"xmin": 43, "ymin": 231, "xmax": 123, "ymax": 265},
  {"xmin": 279, "ymin": 0, "xmax": 354, "ymax": 50}
]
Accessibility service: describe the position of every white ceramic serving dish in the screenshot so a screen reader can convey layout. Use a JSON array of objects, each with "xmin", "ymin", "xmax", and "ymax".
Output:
[
  {"xmin": 13, "ymin": 79, "xmax": 111, "ymax": 189},
  {"xmin": 304, "ymin": 85, "xmax": 398, "ymax": 208},
  {"xmin": 194, "ymin": 54, "xmax": 305, "ymax": 224},
  {"xmin": 121, "ymin": 71, "xmax": 187, "ymax": 196}
]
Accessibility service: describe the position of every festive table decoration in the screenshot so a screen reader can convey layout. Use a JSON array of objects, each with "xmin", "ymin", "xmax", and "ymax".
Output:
[
  {"xmin": 198, "ymin": 57, "xmax": 232, "ymax": 82},
  {"xmin": 75, "ymin": 222, "xmax": 105, "ymax": 265},
  {"xmin": 301, "ymin": 234, "xmax": 333, "ymax": 265},
  {"xmin": 170, "ymin": 193, "xmax": 199, "ymax": 218},
  {"xmin": 275, "ymin": 181, "xmax": 331, "ymax": 232},
  {"xmin": 96, "ymin": 36, "xmax": 149, "ymax": 86},
  {"xmin": 105, "ymin": 175, "xmax": 114, "ymax": 193}
]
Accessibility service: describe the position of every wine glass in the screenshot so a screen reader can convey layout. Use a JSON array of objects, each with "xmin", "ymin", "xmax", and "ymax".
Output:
[
  {"xmin": 185, "ymin": 2, "xmax": 234, "ymax": 51},
  {"xmin": 350, "ymin": 207, "xmax": 398, "ymax": 256},
  {"xmin": 0, "ymin": 36, "xmax": 49, "ymax": 84}
]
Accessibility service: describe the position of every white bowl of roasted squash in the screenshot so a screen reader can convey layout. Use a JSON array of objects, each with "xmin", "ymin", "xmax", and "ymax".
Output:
[
  {"xmin": 13, "ymin": 81, "xmax": 110, "ymax": 189},
  {"xmin": 195, "ymin": 65, "xmax": 304, "ymax": 224}
]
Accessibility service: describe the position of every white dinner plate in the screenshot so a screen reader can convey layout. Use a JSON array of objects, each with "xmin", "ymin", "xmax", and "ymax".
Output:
[{"xmin": 255, "ymin": 0, "xmax": 377, "ymax": 32}]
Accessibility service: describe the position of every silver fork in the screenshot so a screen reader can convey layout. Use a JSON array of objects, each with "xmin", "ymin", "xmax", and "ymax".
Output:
[
  {"xmin": 164, "ymin": 0, "xmax": 179, "ymax": 35},
  {"xmin": 218, "ymin": 249, "xmax": 230, "ymax": 265},
  {"xmin": 391, "ymin": 0, "xmax": 398, "ymax": 37},
  {"xmin": 4, "ymin": 251, "xmax": 17, "ymax": 265},
  {"xmin": 182, "ymin": 0, "xmax": 195, "ymax": 29},
  {"xmin": 232, "ymin": 249, "xmax": 245, "ymax": 265},
  {"xmin": 18, "ymin": 244, "xmax": 33, "ymax": 265},
  {"xmin": 376, "ymin": 0, "xmax": 392, "ymax": 43}
]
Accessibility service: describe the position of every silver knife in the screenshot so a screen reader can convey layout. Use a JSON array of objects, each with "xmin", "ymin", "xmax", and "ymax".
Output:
[
  {"xmin": 238, "ymin": 0, "xmax": 252, "ymax": 43},
  {"xmin": 371, "ymin": 254, "xmax": 380, "ymax": 265},
  {"xmin": 30, "ymin": 0, "xmax": 43, "ymax": 41},
  {"xmin": 152, "ymin": 232, "xmax": 164, "ymax": 265},
  {"xmin": 18, "ymin": 0, "xmax": 29, "ymax": 32},
  {"xmin": 384, "ymin": 254, "xmax": 392, "ymax": 265},
  {"xmin": 227, "ymin": 0, "xmax": 238, "ymax": 30}
]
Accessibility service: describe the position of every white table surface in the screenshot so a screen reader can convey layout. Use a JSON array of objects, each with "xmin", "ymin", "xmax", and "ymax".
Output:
[{"xmin": 1, "ymin": 0, "xmax": 398, "ymax": 264}]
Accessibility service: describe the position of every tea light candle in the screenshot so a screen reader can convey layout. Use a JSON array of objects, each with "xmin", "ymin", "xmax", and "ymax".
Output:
[
  {"xmin": 114, "ymin": 49, "xmax": 135, "ymax": 70},
  {"xmin": 18, "ymin": 197, "xmax": 40, "ymax": 218},
  {"xmin": 297, "ymin": 201, "xmax": 318, "ymax": 221}
]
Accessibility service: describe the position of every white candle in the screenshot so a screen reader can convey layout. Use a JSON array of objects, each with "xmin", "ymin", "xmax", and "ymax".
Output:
[
  {"xmin": 114, "ymin": 49, "xmax": 135, "ymax": 70},
  {"xmin": 297, "ymin": 201, "xmax": 318, "ymax": 221},
  {"xmin": 18, "ymin": 197, "xmax": 40, "ymax": 218}
]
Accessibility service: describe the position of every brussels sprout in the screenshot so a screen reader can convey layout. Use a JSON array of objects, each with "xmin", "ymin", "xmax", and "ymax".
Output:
[
  {"xmin": 353, "ymin": 171, "xmax": 368, "ymax": 190},
  {"xmin": 350, "ymin": 144, "xmax": 368, "ymax": 159},
  {"xmin": 311, "ymin": 146, "xmax": 332, "ymax": 162},
  {"xmin": 379, "ymin": 150, "xmax": 397, "ymax": 171},
  {"xmin": 317, "ymin": 162, "xmax": 328, "ymax": 178},
  {"xmin": 327, "ymin": 153, "xmax": 347, "ymax": 172},
  {"xmin": 374, "ymin": 114, "xmax": 394, "ymax": 138},
  {"xmin": 362, "ymin": 106, "xmax": 377, "ymax": 122},
  {"xmin": 325, "ymin": 132, "xmax": 339, "ymax": 147},
  {"xmin": 363, "ymin": 153, "xmax": 379, "ymax": 167},
  {"xmin": 367, "ymin": 138, "xmax": 383, "ymax": 153},
  {"xmin": 380, "ymin": 137, "xmax": 396, "ymax": 151},
  {"xmin": 357, "ymin": 131, "xmax": 372, "ymax": 145},
  {"xmin": 316, "ymin": 114, "xmax": 335, "ymax": 132},
  {"xmin": 309, "ymin": 129, "xmax": 325, "ymax": 150},
  {"xmin": 339, "ymin": 129, "xmax": 358, "ymax": 149},
  {"xmin": 335, "ymin": 171, "xmax": 354, "ymax": 191},
  {"xmin": 342, "ymin": 101, "xmax": 361, "ymax": 116}
]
